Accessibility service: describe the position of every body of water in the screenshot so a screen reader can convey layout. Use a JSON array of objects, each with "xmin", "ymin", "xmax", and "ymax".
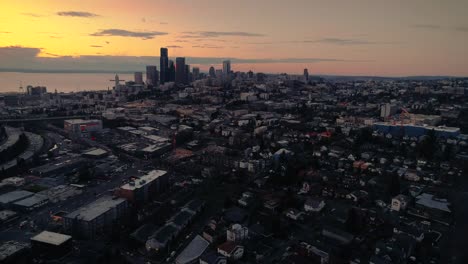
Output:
[{"xmin": 0, "ymin": 72, "xmax": 134, "ymax": 93}]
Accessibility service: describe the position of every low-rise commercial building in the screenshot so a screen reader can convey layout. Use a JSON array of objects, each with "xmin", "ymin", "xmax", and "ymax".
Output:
[
  {"xmin": 63, "ymin": 195, "xmax": 128, "ymax": 239},
  {"xmin": 30, "ymin": 231, "xmax": 72, "ymax": 259},
  {"xmin": 64, "ymin": 119, "xmax": 103, "ymax": 138}
]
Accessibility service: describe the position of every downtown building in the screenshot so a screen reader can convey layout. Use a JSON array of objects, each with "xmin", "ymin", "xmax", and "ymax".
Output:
[
  {"xmin": 115, "ymin": 170, "xmax": 169, "ymax": 204},
  {"xmin": 160, "ymin": 48, "xmax": 169, "ymax": 84},
  {"xmin": 176, "ymin": 57, "xmax": 186, "ymax": 85},
  {"xmin": 146, "ymin": 65, "xmax": 158, "ymax": 86}
]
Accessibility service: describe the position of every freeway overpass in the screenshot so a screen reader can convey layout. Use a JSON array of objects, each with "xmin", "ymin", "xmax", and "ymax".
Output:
[{"xmin": 0, "ymin": 115, "xmax": 101, "ymax": 124}]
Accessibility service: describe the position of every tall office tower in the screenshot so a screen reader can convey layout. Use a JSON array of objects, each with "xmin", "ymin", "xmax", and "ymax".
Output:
[
  {"xmin": 185, "ymin": 64, "xmax": 191, "ymax": 83},
  {"xmin": 303, "ymin": 68, "xmax": 309, "ymax": 81},
  {"xmin": 192, "ymin": 67, "xmax": 200, "ymax": 80},
  {"xmin": 168, "ymin": 60, "xmax": 175, "ymax": 82},
  {"xmin": 209, "ymin": 66, "xmax": 216, "ymax": 78},
  {"xmin": 175, "ymin": 57, "xmax": 186, "ymax": 84},
  {"xmin": 134, "ymin": 72, "xmax": 143, "ymax": 84},
  {"xmin": 160, "ymin": 48, "xmax": 168, "ymax": 84},
  {"xmin": 223, "ymin": 60, "xmax": 231, "ymax": 76},
  {"xmin": 215, "ymin": 69, "xmax": 223, "ymax": 80},
  {"xmin": 146, "ymin": 65, "xmax": 158, "ymax": 86}
]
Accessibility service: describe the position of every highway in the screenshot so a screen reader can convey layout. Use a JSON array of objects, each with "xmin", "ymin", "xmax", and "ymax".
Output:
[{"xmin": 0, "ymin": 115, "xmax": 100, "ymax": 124}]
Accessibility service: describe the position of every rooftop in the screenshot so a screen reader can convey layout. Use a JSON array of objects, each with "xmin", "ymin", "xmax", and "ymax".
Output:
[
  {"xmin": 31, "ymin": 231, "xmax": 72, "ymax": 246},
  {"xmin": 0, "ymin": 190, "xmax": 34, "ymax": 205},
  {"xmin": 64, "ymin": 119, "xmax": 101, "ymax": 124},
  {"xmin": 0, "ymin": 210, "xmax": 17, "ymax": 221},
  {"xmin": 175, "ymin": 235, "xmax": 209, "ymax": 264},
  {"xmin": 13, "ymin": 194, "xmax": 48, "ymax": 208},
  {"xmin": 152, "ymin": 223, "xmax": 180, "ymax": 243},
  {"xmin": 121, "ymin": 170, "xmax": 167, "ymax": 191},
  {"xmin": 0, "ymin": 241, "xmax": 29, "ymax": 261},
  {"xmin": 83, "ymin": 148, "xmax": 108, "ymax": 157},
  {"xmin": 416, "ymin": 193, "xmax": 451, "ymax": 213},
  {"xmin": 65, "ymin": 195, "xmax": 127, "ymax": 222}
]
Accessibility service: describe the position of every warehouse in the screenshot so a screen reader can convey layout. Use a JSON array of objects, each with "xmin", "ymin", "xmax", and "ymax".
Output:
[
  {"xmin": 0, "ymin": 190, "xmax": 34, "ymax": 208},
  {"xmin": 12, "ymin": 194, "xmax": 49, "ymax": 212}
]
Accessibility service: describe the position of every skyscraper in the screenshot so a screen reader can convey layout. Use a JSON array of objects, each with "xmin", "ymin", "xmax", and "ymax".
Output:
[
  {"xmin": 192, "ymin": 67, "xmax": 200, "ymax": 81},
  {"xmin": 134, "ymin": 72, "xmax": 143, "ymax": 84},
  {"xmin": 146, "ymin": 65, "xmax": 158, "ymax": 86},
  {"xmin": 175, "ymin": 57, "xmax": 186, "ymax": 84},
  {"xmin": 223, "ymin": 60, "xmax": 231, "ymax": 76},
  {"xmin": 209, "ymin": 66, "xmax": 216, "ymax": 78},
  {"xmin": 303, "ymin": 68, "xmax": 309, "ymax": 81},
  {"xmin": 168, "ymin": 60, "xmax": 175, "ymax": 82},
  {"xmin": 185, "ymin": 64, "xmax": 191, "ymax": 83},
  {"xmin": 160, "ymin": 48, "xmax": 168, "ymax": 84}
]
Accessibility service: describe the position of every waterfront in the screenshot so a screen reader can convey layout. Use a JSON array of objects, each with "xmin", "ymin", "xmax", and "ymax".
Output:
[{"xmin": 0, "ymin": 72, "xmax": 134, "ymax": 93}]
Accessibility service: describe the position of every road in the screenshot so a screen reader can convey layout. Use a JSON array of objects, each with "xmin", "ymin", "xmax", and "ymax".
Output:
[{"xmin": 0, "ymin": 115, "xmax": 100, "ymax": 124}]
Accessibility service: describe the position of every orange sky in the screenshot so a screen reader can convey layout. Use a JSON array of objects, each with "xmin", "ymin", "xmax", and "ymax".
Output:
[{"xmin": 1, "ymin": 0, "xmax": 468, "ymax": 76}]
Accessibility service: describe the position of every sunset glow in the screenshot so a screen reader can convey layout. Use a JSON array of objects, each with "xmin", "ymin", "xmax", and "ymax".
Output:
[{"xmin": 1, "ymin": 0, "xmax": 468, "ymax": 76}]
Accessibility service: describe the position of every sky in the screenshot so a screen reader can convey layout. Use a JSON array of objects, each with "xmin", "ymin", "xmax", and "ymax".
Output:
[{"xmin": 0, "ymin": 0, "xmax": 467, "ymax": 76}]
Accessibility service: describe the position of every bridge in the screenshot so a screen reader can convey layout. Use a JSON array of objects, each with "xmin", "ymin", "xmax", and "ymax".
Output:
[{"xmin": 0, "ymin": 115, "xmax": 101, "ymax": 124}]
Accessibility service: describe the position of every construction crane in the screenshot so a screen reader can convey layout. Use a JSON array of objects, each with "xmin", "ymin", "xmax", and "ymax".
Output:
[{"xmin": 19, "ymin": 81, "xmax": 24, "ymax": 94}]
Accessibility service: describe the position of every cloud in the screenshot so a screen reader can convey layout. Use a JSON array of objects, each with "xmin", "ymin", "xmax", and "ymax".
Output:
[
  {"xmin": 192, "ymin": 44, "xmax": 223, "ymax": 49},
  {"xmin": 0, "ymin": 31, "xmax": 12, "ymax": 34},
  {"xmin": 57, "ymin": 11, "xmax": 99, "ymax": 18},
  {"xmin": 166, "ymin": 45, "xmax": 182, "ymax": 48},
  {"xmin": 181, "ymin": 31, "xmax": 265, "ymax": 38},
  {"xmin": 44, "ymin": 52, "xmax": 61, "ymax": 57},
  {"xmin": 141, "ymin": 17, "xmax": 146, "ymax": 23},
  {"xmin": 90, "ymin": 29, "xmax": 168, "ymax": 40},
  {"xmin": 21, "ymin": 13, "xmax": 44, "ymax": 17},
  {"xmin": 105, "ymin": 41, "xmax": 110, "ymax": 44},
  {"xmin": 245, "ymin": 38, "xmax": 396, "ymax": 46},
  {"xmin": 304, "ymin": 38, "xmax": 385, "ymax": 45},
  {"xmin": 411, "ymin": 24, "xmax": 441, "ymax": 30},
  {"xmin": 90, "ymin": 45, "xmax": 103, "ymax": 48},
  {"xmin": 454, "ymin": 26, "xmax": 468, "ymax": 32},
  {"xmin": 0, "ymin": 46, "xmax": 369, "ymax": 73},
  {"xmin": 160, "ymin": 22, "xmax": 169, "ymax": 25}
]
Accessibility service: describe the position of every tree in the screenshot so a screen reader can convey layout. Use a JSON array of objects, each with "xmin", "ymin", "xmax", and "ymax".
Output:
[{"xmin": 418, "ymin": 129, "xmax": 437, "ymax": 160}]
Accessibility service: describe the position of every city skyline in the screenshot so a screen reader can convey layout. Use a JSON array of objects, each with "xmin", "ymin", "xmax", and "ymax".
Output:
[{"xmin": 1, "ymin": 0, "xmax": 468, "ymax": 76}]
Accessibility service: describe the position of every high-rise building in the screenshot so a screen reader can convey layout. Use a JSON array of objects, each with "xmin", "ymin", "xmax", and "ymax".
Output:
[
  {"xmin": 160, "ymin": 48, "xmax": 169, "ymax": 84},
  {"xmin": 175, "ymin": 57, "xmax": 186, "ymax": 84},
  {"xmin": 185, "ymin": 64, "xmax": 191, "ymax": 83},
  {"xmin": 209, "ymin": 66, "xmax": 216, "ymax": 78},
  {"xmin": 146, "ymin": 66, "xmax": 158, "ymax": 86},
  {"xmin": 215, "ymin": 69, "xmax": 223, "ymax": 80},
  {"xmin": 134, "ymin": 72, "xmax": 143, "ymax": 84},
  {"xmin": 303, "ymin": 68, "xmax": 309, "ymax": 81},
  {"xmin": 168, "ymin": 60, "xmax": 175, "ymax": 82},
  {"xmin": 223, "ymin": 60, "xmax": 231, "ymax": 76},
  {"xmin": 192, "ymin": 67, "xmax": 200, "ymax": 80}
]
